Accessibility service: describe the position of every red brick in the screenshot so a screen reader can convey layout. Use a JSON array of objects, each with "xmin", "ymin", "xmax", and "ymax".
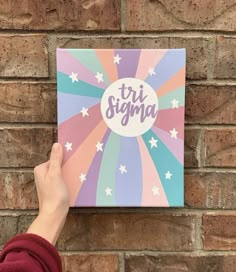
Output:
[
  {"xmin": 56, "ymin": 36, "xmax": 206, "ymax": 79},
  {"xmin": 0, "ymin": 171, "xmax": 38, "ymax": 209},
  {"xmin": 214, "ymin": 36, "xmax": 236, "ymax": 79},
  {"xmin": 17, "ymin": 215, "xmax": 36, "ymax": 234},
  {"xmin": 204, "ymin": 129, "xmax": 236, "ymax": 167},
  {"xmin": 126, "ymin": 0, "xmax": 236, "ymax": 32},
  {"xmin": 185, "ymin": 172, "xmax": 208, "ymax": 208},
  {"xmin": 0, "ymin": 35, "xmax": 48, "ymax": 77},
  {"xmin": 184, "ymin": 129, "xmax": 201, "ymax": 168},
  {"xmin": 0, "ymin": 216, "xmax": 18, "ymax": 248},
  {"xmin": 185, "ymin": 172, "xmax": 236, "ymax": 209},
  {"xmin": 169, "ymin": 38, "xmax": 208, "ymax": 80},
  {"xmin": 0, "ymin": 83, "xmax": 56, "ymax": 123},
  {"xmin": 61, "ymin": 254, "xmax": 119, "ymax": 272},
  {"xmin": 203, "ymin": 214, "xmax": 236, "ymax": 250},
  {"xmin": 0, "ymin": 128, "xmax": 54, "ymax": 167},
  {"xmin": 125, "ymin": 254, "xmax": 236, "ymax": 272},
  {"xmin": 186, "ymin": 85, "xmax": 236, "ymax": 124},
  {"xmin": 0, "ymin": 1, "xmax": 11, "ymax": 29},
  {"xmin": 0, "ymin": 0, "xmax": 120, "ymax": 31},
  {"xmin": 57, "ymin": 213, "xmax": 195, "ymax": 251},
  {"xmin": 56, "ymin": 36, "xmax": 169, "ymax": 50}
]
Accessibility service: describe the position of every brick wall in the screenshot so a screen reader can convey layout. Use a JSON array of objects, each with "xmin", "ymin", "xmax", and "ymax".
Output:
[{"xmin": 0, "ymin": 1, "xmax": 235, "ymax": 271}]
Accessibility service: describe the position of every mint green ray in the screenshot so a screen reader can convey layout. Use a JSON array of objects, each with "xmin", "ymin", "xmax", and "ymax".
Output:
[
  {"xmin": 96, "ymin": 132, "xmax": 121, "ymax": 206},
  {"xmin": 57, "ymin": 71, "xmax": 104, "ymax": 98},
  {"xmin": 142, "ymin": 129, "xmax": 184, "ymax": 206},
  {"xmin": 69, "ymin": 49, "xmax": 110, "ymax": 85},
  {"xmin": 158, "ymin": 86, "xmax": 185, "ymax": 110}
]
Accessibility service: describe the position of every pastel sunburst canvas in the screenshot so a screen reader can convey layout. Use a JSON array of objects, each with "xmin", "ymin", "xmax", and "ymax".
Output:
[{"xmin": 57, "ymin": 48, "xmax": 186, "ymax": 207}]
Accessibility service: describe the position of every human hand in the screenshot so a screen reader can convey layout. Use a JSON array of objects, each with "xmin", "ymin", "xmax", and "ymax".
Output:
[{"xmin": 27, "ymin": 143, "xmax": 69, "ymax": 245}]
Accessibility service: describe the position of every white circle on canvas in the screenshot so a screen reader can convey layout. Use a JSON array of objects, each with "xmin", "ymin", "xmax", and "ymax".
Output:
[{"xmin": 101, "ymin": 78, "xmax": 158, "ymax": 137}]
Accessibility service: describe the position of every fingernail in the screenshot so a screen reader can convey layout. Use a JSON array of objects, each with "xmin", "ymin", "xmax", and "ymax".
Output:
[{"xmin": 53, "ymin": 143, "xmax": 60, "ymax": 152}]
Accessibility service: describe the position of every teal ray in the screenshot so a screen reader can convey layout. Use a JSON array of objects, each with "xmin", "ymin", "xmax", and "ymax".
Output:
[
  {"xmin": 142, "ymin": 130, "xmax": 184, "ymax": 206},
  {"xmin": 96, "ymin": 132, "xmax": 121, "ymax": 206},
  {"xmin": 57, "ymin": 71, "xmax": 104, "ymax": 98},
  {"xmin": 158, "ymin": 86, "xmax": 185, "ymax": 110},
  {"xmin": 69, "ymin": 49, "xmax": 110, "ymax": 85}
]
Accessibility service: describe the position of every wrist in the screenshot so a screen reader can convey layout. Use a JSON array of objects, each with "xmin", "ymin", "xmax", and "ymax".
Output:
[{"xmin": 27, "ymin": 210, "xmax": 68, "ymax": 245}]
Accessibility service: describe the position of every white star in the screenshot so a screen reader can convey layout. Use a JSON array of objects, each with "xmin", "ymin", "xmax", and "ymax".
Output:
[
  {"xmin": 69, "ymin": 72, "xmax": 78, "ymax": 83},
  {"xmin": 171, "ymin": 99, "xmax": 179, "ymax": 109},
  {"xmin": 149, "ymin": 137, "xmax": 158, "ymax": 148},
  {"xmin": 79, "ymin": 173, "xmax": 86, "ymax": 183},
  {"xmin": 95, "ymin": 72, "xmax": 104, "ymax": 83},
  {"xmin": 96, "ymin": 141, "xmax": 103, "ymax": 152},
  {"xmin": 119, "ymin": 165, "xmax": 127, "ymax": 174},
  {"xmin": 80, "ymin": 107, "xmax": 89, "ymax": 117},
  {"xmin": 113, "ymin": 54, "xmax": 122, "ymax": 64},
  {"xmin": 152, "ymin": 186, "xmax": 160, "ymax": 196},
  {"xmin": 165, "ymin": 171, "xmax": 172, "ymax": 180},
  {"xmin": 148, "ymin": 67, "xmax": 156, "ymax": 76},
  {"xmin": 105, "ymin": 187, "xmax": 112, "ymax": 196},
  {"xmin": 170, "ymin": 128, "xmax": 178, "ymax": 139},
  {"xmin": 65, "ymin": 142, "xmax": 72, "ymax": 151}
]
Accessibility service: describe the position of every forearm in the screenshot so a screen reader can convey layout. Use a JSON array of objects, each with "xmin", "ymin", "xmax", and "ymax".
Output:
[{"xmin": 27, "ymin": 212, "xmax": 67, "ymax": 245}]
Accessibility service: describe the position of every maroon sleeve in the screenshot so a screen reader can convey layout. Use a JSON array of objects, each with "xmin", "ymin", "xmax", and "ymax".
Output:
[{"xmin": 0, "ymin": 233, "xmax": 62, "ymax": 272}]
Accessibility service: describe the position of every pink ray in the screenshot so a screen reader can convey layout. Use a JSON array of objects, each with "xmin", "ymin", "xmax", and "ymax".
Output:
[
  {"xmin": 57, "ymin": 49, "xmax": 108, "ymax": 89},
  {"xmin": 154, "ymin": 107, "xmax": 184, "ymax": 139},
  {"xmin": 62, "ymin": 120, "xmax": 108, "ymax": 206},
  {"xmin": 136, "ymin": 49, "xmax": 168, "ymax": 80},
  {"xmin": 152, "ymin": 127, "xmax": 184, "ymax": 165},
  {"xmin": 137, "ymin": 136, "xmax": 169, "ymax": 207},
  {"xmin": 58, "ymin": 104, "xmax": 103, "ymax": 163}
]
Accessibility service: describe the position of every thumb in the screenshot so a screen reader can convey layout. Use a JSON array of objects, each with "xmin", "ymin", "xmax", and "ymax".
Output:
[{"xmin": 49, "ymin": 143, "xmax": 63, "ymax": 173}]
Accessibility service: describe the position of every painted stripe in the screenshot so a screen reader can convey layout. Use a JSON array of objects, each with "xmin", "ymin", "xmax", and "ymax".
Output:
[
  {"xmin": 58, "ymin": 92, "xmax": 100, "ymax": 124},
  {"xmin": 115, "ymin": 49, "xmax": 141, "ymax": 78},
  {"xmin": 154, "ymin": 107, "xmax": 185, "ymax": 140},
  {"xmin": 57, "ymin": 49, "xmax": 108, "ymax": 89},
  {"xmin": 69, "ymin": 49, "xmax": 110, "ymax": 85},
  {"xmin": 61, "ymin": 120, "xmax": 108, "ymax": 206},
  {"xmin": 145, "ymin": 49, "xmax": 186, "ymax": 91},
  {"xmin": 115, "ymin": 137, "xmax": 142, "ymax": 206},
  {"xmin": 96, "ymin": 132, "xmax": 120, "ymax": 206},
  {"xmin": 142, "ymin": 129, "xmax": 184, "ymax": 206},
  {"xmin": 158, "ymin": 86, "xmax": 185, "ymax": 110},
  {"xmin": 137, "ymin": 136, "xmax": 169, "ymax": 207},
  {"xmin": 58, "ymin": 104, "xmax": 103, "ymax": 163},
  {"xmin": 95, "ymin": 49, "xmax": 118, "ymax": 83},
  {"xmin": 156, "ymin": 67, "xmax": 186, "ymax": 97},
  {"xmin": 75, "ymin": 129, "xmax": 111, "ymax": 206},
  {"xmin": 135, "ymin": 49, "xmax": 168, "ymax": 80},
  {"xmin": 152, "ymin": 126, "xmax": 184, "ymax": 165},
  {"xmin": 57, "ymin": 71, "xmax": 104, "ymax": 98}
]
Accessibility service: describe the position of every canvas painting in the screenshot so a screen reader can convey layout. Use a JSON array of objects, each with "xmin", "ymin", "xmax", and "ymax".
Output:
[{"xmin": 57, "ymin": 48, "xmax": 186, "ymax": 207}]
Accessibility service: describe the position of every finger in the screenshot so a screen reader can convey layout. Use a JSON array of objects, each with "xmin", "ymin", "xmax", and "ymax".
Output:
[
  {"xmin": 34, "ymin": 161, "xmax": 49, "ymax": 179},
  {"xmin": 49, "ymin": 143, "xmax": 63, "ymax": 173}
]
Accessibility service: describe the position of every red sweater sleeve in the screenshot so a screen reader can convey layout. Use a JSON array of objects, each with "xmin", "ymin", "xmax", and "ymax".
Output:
[{"xmin": 0, "ymin": 233, "xmax": 62, "ymax": 272}]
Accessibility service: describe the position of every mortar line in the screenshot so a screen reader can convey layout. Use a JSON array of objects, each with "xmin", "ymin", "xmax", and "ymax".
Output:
[
  {"xmin": 0, "ymin": 166, "xmax": 235, "ymax": 173},
  {"xmin": 0, "ymin": 30, "xmax": 236, "ymax": 36},
  {"xmin": 56, "ymin": 249, "xmax": 236, "ymax": 254},
  {"xmin": 2, "ymin": 208, "xmax": 236, "ymax": 215},
  {"xmin": 0, "ymin": 78, "xmax": 235, "ymax": 85},
  {"xmin": 207, "ymin": 35, "xmax": 217, "ymax": 80},
  {"xmin": 0, "ymin": 123, "xmax": 235, "ymax": 128},
  {"xmin": 195, "ymin": 212, "xmax": 203, "ymax": 250},
  {"xmin": 119, "ymin": 252, "xmax": 125, "ymax": 272},
  {"xmin": 58, "ymin": 250, "xmax": 236, "ymax": 256},
  {"xmin": 120, "ymin": 0, "xmax": 126, "ymax": 33}
]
